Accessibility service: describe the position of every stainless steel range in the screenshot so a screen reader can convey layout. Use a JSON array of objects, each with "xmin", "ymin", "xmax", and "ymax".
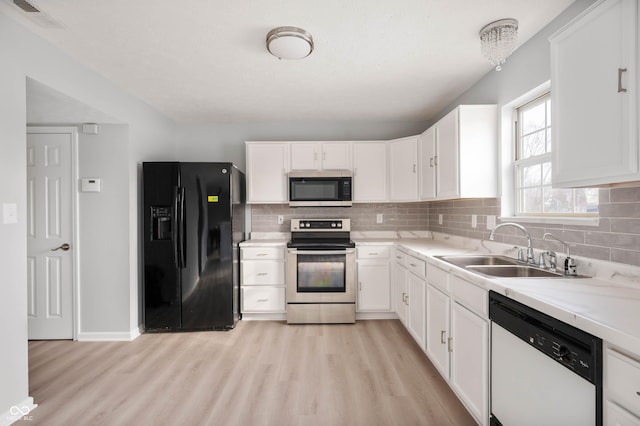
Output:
[{"xmin": 286, "ymin": 218, "xmax": 356, "ymax": 324}]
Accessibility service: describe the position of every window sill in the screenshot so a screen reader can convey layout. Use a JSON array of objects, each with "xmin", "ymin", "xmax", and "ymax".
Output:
[{"xmin": 499, "ymin": 216, "xmax": 600, "ymax": 227}]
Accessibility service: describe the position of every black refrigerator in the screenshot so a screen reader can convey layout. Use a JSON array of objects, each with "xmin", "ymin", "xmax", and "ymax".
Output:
[{"xmin": 142, "ymin": 162, "xmax": 245, "ymax": 331}]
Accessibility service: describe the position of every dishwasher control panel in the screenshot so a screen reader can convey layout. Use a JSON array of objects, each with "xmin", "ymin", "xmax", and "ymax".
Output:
[{"xmin": 489, "ymin": 291, "xmax": 602, "ymax": 385}]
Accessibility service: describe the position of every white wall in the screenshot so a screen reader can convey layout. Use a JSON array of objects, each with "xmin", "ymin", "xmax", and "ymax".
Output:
[
  {"xmin": 175, "ymin": 121, "xmax": 430, "ymax": 171},
  {"xmin": 0, "ymin": 13, "xmax": 175, "ymax": 417}
]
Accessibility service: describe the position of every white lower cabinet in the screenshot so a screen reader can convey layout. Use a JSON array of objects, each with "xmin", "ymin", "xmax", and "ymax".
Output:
[
  {"xmin": 450, "ymin": 301, "xmax": 489, "ymax": 424},
  {"xmin": 426, "ymin": 261, "xmax": 489, "ymax": 426},
  {"xmin": 240, "ymin": 245, "xmax": 286, "ymax": 316},
  {"xmin": 606, "ymin": 346, "xmax": 640, "ymax": 423},
  {"xmin": 356, "ymin": 246, "xmax": 392, "ymax": 312},
  {"xmin": 426, "ymin": 283, "xmax": 450, "ymax": 377},
  {"xmin": 393, "ymin": 249, "xmax": 426, "ymax": 349}
]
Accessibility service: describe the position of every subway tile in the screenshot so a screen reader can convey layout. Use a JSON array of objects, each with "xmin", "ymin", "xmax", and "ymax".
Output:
[
  {"xmin": 584, "ymin": 232, "xmax": 640, "ymax": 250},
  {"xmin": 570, "ymin": 244, "xmax": 611, "ymax": 261},
  {"xmin": 611, "ymin": 249, "xmax": 640, "ymax": 267},
  {"xmin": 599, "ymin": 188, "xmax": 610, "ymax": 204},
  {"xmin": 598, "ymin": 202, "xmax": 640, "ymax": 218},
  {"xmin": 610, "ymin": 186, "xmax": 640, "ymax": 203},
  {"xmin": 610, "ymin": 218, "xmax": 640, "ymax": 235}
]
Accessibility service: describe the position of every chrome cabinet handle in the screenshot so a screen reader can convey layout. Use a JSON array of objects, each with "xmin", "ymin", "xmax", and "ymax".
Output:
[
  {"xmin": 51, "ymin": 243, "xmax": 70, "ymax": 251},
  {"xmin": 368, "ymin": 252, "xmax": 378, "ymax": 256},
  {"xmin": 257, "ymin": 272, "xmax": 268, "ymax": 276},
  {"xmin": 322, "ymin": 152, "xmax": 326, "ymax": 161},
  {"xmin": 413, "ymin": 164, "xmax": 417, "ymax": 173},
  {"xmin": 405, "ymin": 295, "xmax": 409, "ymax": 305},
  {"xmin": 429, "ymin": 157, "xmax": 434, "ymax": 167},
  {"xmin": 256, "ymin": 253, "xmax": 268, "ymax": 257},
  {"xmin": 618, "ymin": 68, "xmax": 628, "ymax": 93},
  {"xmin": 358, "ymin": 281, "xmax": 362, "ymax": 291},
  {"xmin": 447, "ymin": 337, "xmax": 453, "ymax": 353},
  {"xmin": 409, "ymin": 263, "xmax": 417, "ymax": 267},
  {"xmin": 434, "ymin": 156, "xmax": 438, "ymax": 166},
  {"xmin": 402, "ymin": 292, "xmax": 406, "ymax": 302},
  {"xmin": 441, "ymin": 330, "xmax": 446, "ymax": 344},
  {"xmin": 256, "ymin": 298, "xmax": 269, "ymax": 302}
]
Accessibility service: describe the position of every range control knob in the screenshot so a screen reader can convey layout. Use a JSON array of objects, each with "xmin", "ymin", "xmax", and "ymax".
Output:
[
  {"xmin": 337, "ymin": 222, "xmax": 342, "ymax": 228},
  {"xmin": 331, "ymin": 223, "xmax": 336, "ymax": 228},
  {"xmin": 557, "ymin": 345, "xmax": 571, "ymax": 362}
]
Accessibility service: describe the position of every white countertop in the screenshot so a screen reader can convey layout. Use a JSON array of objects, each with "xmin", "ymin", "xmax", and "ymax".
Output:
[{"xmin": 243, "ymin": 232, "xmax": 640, "ymax": 355}]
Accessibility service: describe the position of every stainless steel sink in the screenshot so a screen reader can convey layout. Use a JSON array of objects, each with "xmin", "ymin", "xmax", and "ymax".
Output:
[
  {"xmin": 465, "ymin": 265, "xmax": 564, "ymax": 278},
  {"xmin": 435, "ymin": 254, "xmax": 589, "ymax": 279},
  {"xmin": 435, "ymin": 255, "xmax": 520, "ymax": 267}
]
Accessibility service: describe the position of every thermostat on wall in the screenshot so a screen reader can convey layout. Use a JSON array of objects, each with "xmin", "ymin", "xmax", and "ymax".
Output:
[{"xmin": 81, "ymin": 178, "xmax": 101, "ymax": 192}]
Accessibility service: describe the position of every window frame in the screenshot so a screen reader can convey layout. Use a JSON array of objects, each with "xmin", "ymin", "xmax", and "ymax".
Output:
[{"xmin": 512, "ymin": 91, "xmax": 598, "ymax": 218}]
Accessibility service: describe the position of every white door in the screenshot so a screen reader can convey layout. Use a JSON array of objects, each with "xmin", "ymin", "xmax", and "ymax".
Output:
[
  {"xmin": 426, "ymin": 283, "xmax": 450, "ymax": 378},
  {"xmin": 321, "ymin": 142, "xmax": 351, "ymax": 170},
  {"xmin": 407, "ymin": 273, "xmax": 425, "ymax": 349},
  {"xmin": 27, "ymin": 129, "xmax": 75, "ymax": 339},
  {"xmin": 290, "ymin": 143, "xmax": 318, "ymax": 170},
  {"xmin": 436, "ymin": 109, "xmax": 460, "ymax": 199},
  {"xmin": 419, "ymin": 127, "xmax": 437, "ymax": 200},
  {"xmin": 246, "ymin": 143, "xmax": 289, "ymax": 203}
]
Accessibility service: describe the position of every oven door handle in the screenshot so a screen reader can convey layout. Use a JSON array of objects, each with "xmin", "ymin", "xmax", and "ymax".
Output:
[{"xmin": 288, "ymin": 249, "xmax": 355, "ymax": 255}]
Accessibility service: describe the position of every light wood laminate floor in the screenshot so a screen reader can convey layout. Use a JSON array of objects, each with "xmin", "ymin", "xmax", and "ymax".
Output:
[{"xmin": 23, "ymin": 320, "xmax": 475, "ymax": 425}]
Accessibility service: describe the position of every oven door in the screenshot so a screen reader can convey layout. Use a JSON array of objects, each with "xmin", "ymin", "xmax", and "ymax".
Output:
[{"xmin": 286, "ymin": 249, "xmax": 355, "ymax": 303}]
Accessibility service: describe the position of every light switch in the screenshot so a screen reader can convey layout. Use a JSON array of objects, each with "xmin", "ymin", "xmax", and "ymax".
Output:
[
  {"xmin": 439, "ymin": 214, "xmax": 443, "ymax": 225},
  {"xmin": 471, "ymin": 214, "xmax": 477, "ymax": 229},
  {"xmin": 376, "ymin": 213, "xmax": 383, "ymax": 224},
  {"xmin": 3, "ymin": 203, "xmax": 17, "ymax": 224},
  {"xmin": 277, "ymin": 215, "xmax": 284, "ymax": 225}
]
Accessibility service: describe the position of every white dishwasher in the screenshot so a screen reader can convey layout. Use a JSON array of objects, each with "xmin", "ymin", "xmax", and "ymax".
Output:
[{"xmin": 489, "ymin": 291, "xmax": 602, "ymax": 426}]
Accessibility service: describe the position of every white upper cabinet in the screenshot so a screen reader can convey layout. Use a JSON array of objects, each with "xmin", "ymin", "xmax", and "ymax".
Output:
[
  {"xmin": 419, "ymin": 127, "xmax": 437, "ymax": 200},
  {"xmin": 245, "ymin": 142, "xmax": 289, "ymax": 203},
  {"xmin": 550, "ymin": 0, "xmax": 638, "ymax": 187},
  {"xmin": 353, "ymin": 141, "xmax": 388, "ymax": 202},
  {"xmin": 420, "ymin": 105, "xmax": 497, "ymax": 201},
  {"xmin": 389, "ymin": 135, "xmax": 419, "ymax": 201},
  {"xmin": 290, "ymin": 142, "xmax": 352, "ymax": 171}
]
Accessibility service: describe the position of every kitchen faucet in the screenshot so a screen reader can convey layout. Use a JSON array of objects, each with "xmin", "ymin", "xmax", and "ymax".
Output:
[{"xmin": 488, "ymin": 222, "xmax": 536, "ymax": 264}]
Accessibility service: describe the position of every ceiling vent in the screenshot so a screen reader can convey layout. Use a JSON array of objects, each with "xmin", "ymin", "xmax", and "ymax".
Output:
[{"xmin": 13, "ymin": 0, "xmax": 39, "ymax": 13}]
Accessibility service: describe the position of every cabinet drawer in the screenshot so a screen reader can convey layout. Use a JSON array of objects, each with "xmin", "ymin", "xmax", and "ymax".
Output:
[
  {"xmin": 357, "ymin": 246, "xmax": 390, "ymax": 259},
  {"xmin": 608, "ymin": 348, "xmax": 640, "ymax": 418},
  {"xmin": 242, "ymin": 287, "xmax": 285, "ymax": 312},
  {"xmin": 607, "ymin": 401, "xmax": 640, "ymax": 426},
  {"xmin": 451, "ymin": 275, "xmax": 487, "ymax": 318},
  {"xmin": 427, "ymin": 264, "xmax": 449, "ymax": 293},
  {"xmin": 241, "ymin": 261, "xmax": 285, "ymax": 285},
  {"xmin": 393, "ymin": 250, "xmax": 407, "ymax": 267},
  {"xmin": 241, "ymin": 246, "xmax": 284, "ymax": 260},
  {"xmin": 407, "ymin": 255, "xmax": 426, "ymax": 277}
]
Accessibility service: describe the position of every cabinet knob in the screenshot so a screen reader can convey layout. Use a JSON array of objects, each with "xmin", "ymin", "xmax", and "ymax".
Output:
[{"xmin": 441, "ymin": 330, "xmax": 446, "ymax": 344}]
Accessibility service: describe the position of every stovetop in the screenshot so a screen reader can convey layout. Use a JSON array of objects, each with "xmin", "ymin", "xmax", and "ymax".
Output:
[{"xmin": 288, "ymin": 218, "xmax": 354, "ymax": 249}]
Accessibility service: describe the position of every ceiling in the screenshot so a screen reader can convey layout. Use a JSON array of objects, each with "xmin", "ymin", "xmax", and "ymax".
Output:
[{"xmin": 2, "ymin": 0, "xmax": 574, "ymax": 124}]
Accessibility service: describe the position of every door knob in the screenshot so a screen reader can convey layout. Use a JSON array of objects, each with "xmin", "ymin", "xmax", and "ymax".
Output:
[{"xmin": 51, "ymin": 243, "xmax": 70, "ymax": 251}]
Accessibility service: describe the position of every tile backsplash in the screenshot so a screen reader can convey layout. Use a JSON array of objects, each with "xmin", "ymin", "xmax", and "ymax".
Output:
[
  {"xmin": 428, "ymin": 186, "xmax": 640, "ymax": 267},
  {"xmin": 251, "ymin": 185, "xmax": 640, "ymax": 267},
  {"xmin": 250, "ymin": 202, "xmax": 430, "ymax": 233}
]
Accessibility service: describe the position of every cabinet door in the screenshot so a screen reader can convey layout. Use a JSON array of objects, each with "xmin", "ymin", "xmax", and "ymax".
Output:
[
  {"xmin": 389, "ymin": 136, "xmax": 419, "ymax": 201},
  {"xmin": 246, "ymin": 143, "xmax": 288, "ymax": 203},
  {"xmin": 394, "ymin": 263, "xmax": 408, "ymax": 325},
  {"xmin": 290, "ymin": 143, "xmax": 319, "ymax": 170},
  {"xmin": 322, "ymin": 142, "xmax": 351, "ymax": 170},
  {"xmin": 451, "ymin": 302, "xmax": 489, "ymax": 425},
  {"xmin": 353, "ymin": 141, "xmax": 388, "ymax": 202},
  {"xmin": 436, "ymin": 109, "xmax": 460, "ymax": 199},
  {"xmin": 357, "ymin": 261, "xmax": 391, "ymax": 312},
  {"xmin": 551, "ymin": 0, "xmax": 638, "ymax": 187},
  {"xmin": 426, "ymin": 284, "xmax": 450, "ymax": 378},
  {"xmin": 407, "ymin": 273, "xmax": 425, "ymax": 349},
  {"xmin": 606, "ymin": 401, "xmax": 640, "ymax": 426},
  {"xmin": 419, "ymin": 127, "xmax": 437, "ymax": 200}
]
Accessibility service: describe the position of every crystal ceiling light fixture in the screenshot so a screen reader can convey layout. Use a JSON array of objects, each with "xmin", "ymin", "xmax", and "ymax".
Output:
[
  {"xmin": 479, "ymin": 18, "xmax": 518, "ymax": 71},
  {"xmin": 266, "ymin": 26, "xmax": 314, "ymax": 60}
]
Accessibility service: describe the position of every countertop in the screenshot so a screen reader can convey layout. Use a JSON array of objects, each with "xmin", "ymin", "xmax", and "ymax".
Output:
[{"xmin": 243, "ymin": 233, "xmax": 640, "ymax": 355}]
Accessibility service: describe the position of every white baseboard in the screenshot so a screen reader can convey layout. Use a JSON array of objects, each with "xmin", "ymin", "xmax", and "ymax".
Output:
[
  {"xmin": 356, "ymin": 311, "xmax": 399, "ymax": 320},
  {"xmin": 1, "ymin": 397, "xmax": 37, "ymax": 426},
  {"xmin": 77, "ymin": 327, "xmax": 140, "ymax": 341},
  {"xmin": 241, "ymin": 313, "xmax": 287, "ymax": 321}
]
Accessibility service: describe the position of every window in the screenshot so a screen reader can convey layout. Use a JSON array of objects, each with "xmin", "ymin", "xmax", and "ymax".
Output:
[{"xmin": 515, "ymin": 93, "xmax": 598, "ymax": 216}]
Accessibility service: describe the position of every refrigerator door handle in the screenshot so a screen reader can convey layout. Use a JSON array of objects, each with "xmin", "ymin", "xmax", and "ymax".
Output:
[
  {"xmin": 172, "ymin": 186, "xmax": 180, "ymax": 268},
  {"xmin": 179, "ymin": 186, "xmax": 186, "ymax": 268}
]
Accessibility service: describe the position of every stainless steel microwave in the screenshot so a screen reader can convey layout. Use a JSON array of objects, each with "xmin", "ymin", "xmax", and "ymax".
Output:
[{"xmin": 288, "ymin": 170, "xmax": 352, "ymax": 207}]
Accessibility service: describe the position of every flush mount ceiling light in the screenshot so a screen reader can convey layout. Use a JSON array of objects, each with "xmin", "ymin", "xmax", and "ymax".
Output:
[
  {"xmin": 266, "ymin": 26, "xmax": 314, "ymax": 60},
  {"xmin": 479, "ymin": 18, "xmax": 518, "ymax": 71}
]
